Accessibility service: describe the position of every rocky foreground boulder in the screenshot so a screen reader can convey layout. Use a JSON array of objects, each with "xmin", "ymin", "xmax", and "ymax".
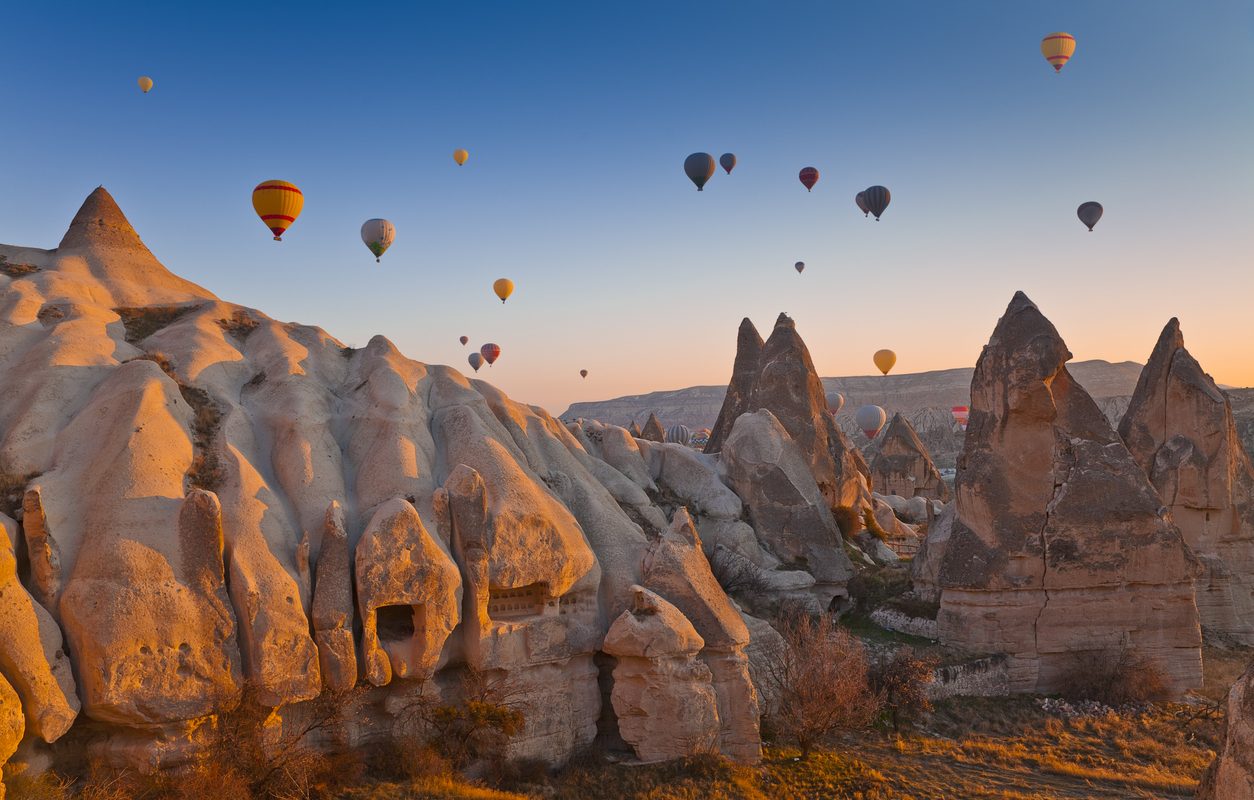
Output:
[
  {"xmin": 1198, "ymin": 663, "xmax": 1254, "ymax": 800},
  {"xmin": 927, "ymin": 292, "xmax": 1202, "ymax": 694},
  {"xmin": 868, "ymin": 412, "xmax": 949, "ymax": 502},
  {"xmin": 0, "ymin": 188, "xmax": 774, "ymax": 775},
  {"xmin": 1118, "ymin": 319, "xmax": 1254, "ymax": 645}
]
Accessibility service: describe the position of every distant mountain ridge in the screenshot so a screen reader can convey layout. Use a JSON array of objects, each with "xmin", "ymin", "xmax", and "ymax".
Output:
[{"xmin": 563, "ymin": 361, "xmax": 1254, "ymax": 469}]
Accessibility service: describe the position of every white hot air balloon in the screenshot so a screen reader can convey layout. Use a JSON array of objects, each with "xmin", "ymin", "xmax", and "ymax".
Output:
[
  {"xmin": 360, "ymin": 218, "xmax": 396, "ymax": 263},
  {"xmin": 855, "ymin": 404, "xmax": 887, "ymax": 439}
]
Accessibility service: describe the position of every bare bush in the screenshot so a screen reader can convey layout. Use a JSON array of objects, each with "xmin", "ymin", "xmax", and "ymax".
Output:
[
  {"xmin": 396, "ymin": 667, "xmax": 528, "ymax": 770},
  {"xmin": 709, "ymin": 548, "xmax": 770, "ymax": 599},
  {"xmin": 869, "ymin": 647, "xmax": 939, "ymax": 731},
  {"xmin": 759, "ymin": 613, "xmax": 879, "ymax": 757},
  {"xmin": 1057, "ymin": 646, "xmax": 1171, "ymax": 706}
]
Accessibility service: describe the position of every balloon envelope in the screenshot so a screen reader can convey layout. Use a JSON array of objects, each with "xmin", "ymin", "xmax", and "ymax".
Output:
[
  {"xmin": 719, "ymin": 153, "xmax": 737, "ymax": 174},
  {"xmin": 684, "ymin": 153, "xmax": 716, "ymax": 191},
  {"xmin": 252, "ymin": 180, "xmax": 304, "ymax": 241},
  {"xmin": 1077, "ymin": 201, "xmax": 1103, "ymax": 231},
  {"xmin": 826, "ymin": 391, "xmax": 845, "ymax": 415},
  {"xmin": 799, "ymin": 167, "xmax": 819, "ymax": 192},
  {"xmin": 873, "ymin": 349, "xmax": 897, "ymax": 375},
  {"xmin": 493, "ymin": 278, "xmax": 514, "ymax": 303},
  {"xmin": 951, "ymin": 405, "xmax": 970, "ymax": 430},
  {"xmin": 856, "ymin": 405, "xmax": 887, "ymax": 439},
  {"xmin": 137, "ymin": 76, "xmax": 153, "ymax": 93},
  {"xmin": 666, "ymin": 424, "xmax": 691, "ymax": 445},
  {"xmin": 1041, "ymin": 32, "xmax": 1076, "ymax": 72},
  {"xmin": 453, "ymin": 149, "xmax": 469, "ymax": 166},
  {"xmin": 480, "ymin": 343, "xmax": 501, "ymax": 365},
  {"xmin": 794, "ymin": 261, "xmax": 805, "ymax": 274},
  {"xmin": 864, "ymin": 185, "xmax": 891, "ymax": 220},
  {"xmin": 855, "ymin": 191, "xmax": 869, "ymax": 216},
  {"xmin": 460, "ymin": 336, "xmax": 469, "ymax": 346},
  {"xmin": 360, "ymin": 218, "xmax": 396, "ymax": 262},
  {"xmin": 468, "ymin": 352, "xmax": 483, "ymax": 372},
  {"xmin": 579, "ymin": 369, "xmax": 588, "ymax": 379}
]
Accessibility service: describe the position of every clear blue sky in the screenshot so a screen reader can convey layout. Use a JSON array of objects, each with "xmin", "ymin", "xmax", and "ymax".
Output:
[{"xmin": 2, "ymin": 1, "xmax": 1251, "ymax": 413}]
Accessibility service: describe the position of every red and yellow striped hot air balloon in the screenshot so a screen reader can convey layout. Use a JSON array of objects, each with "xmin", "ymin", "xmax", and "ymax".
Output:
[
  {"xmin": 252, "ymin": 180, "xmax": 304, "ymax": 241},
  {"xmin": 1040, "ymin": 32, "xmax": 1076, "ymax": 73}
]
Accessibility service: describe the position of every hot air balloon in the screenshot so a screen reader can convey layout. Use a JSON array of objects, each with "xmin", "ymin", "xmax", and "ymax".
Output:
[
  {"xmin": 719, "ymin": 153, "xmax": 737, "ymax": 175},
  {"xmin": 252, "ymin": 180, "xmax": 304, "ymax": 241},
  {"xmin": 684, "ymin": 153, "xmax": 716, "ymax": 191},
  {"xmin": 666, "ymin": 424, "xmax": 691, "ymax": 445},
  {"xmin": 1041, "ymin": 32, "xmax": 1076, "ymax": 73},
  {"xmin": 691, "ymin": 428, "xmax": 711, "ymax": 448},
  {"xmin": 794, "ymin": 261, "xmax": 805, "ymax": 275},
  {"xmin": 480, "ymin": 343, "xmax": 501, "ymax": 366},
  {"xmin": 493, "ymin": 278, "xmax": 514, "ymax": 303},
  {"xmin": 453, "ymin": 149, "xmax": 469, "ymax": 166},
  {"xmin": 360, "ymin": 219, "xmax": 395, "ymax": 262},
  {"xmin": 825, "ymin": 391, "xmax": 845, "ymax": 415},
  {"xmin": 855, "ymin": 191, "xmax": 870, "ymax": 217},
  {"xmin": 873, "ymin": 349, "xmax": 897, "ymax": 375},
  {"xmin": 864, "ymin": 185, "xmax": 891, "ymax": 220},
  {"xmin": 137, "ymin": 76, "xmax": 154, "ymax": 93},
  {"xmin": 468, "ymin": 352, "xmax": 483, "ymax": 372},
  {"xmin": 951, "ymin": 405, "xmax": 970, "ymax": 431},
  {"xmin": 460, "ymin": 336, "xmax": 469, "ymax": 346},
  {"xmin": 1077, "ymin": 201, "xmax": 1103, "ymax": 231},
  {"xmin": 579, "ymin": 369, "xmax": 588, "ymax": 379},
  {"xmin": 799, "ymin": 167, "xmax": 819, "ymax": 192},
  {"xmin": 856, "ymin": 404, "xmax": 887, "ymax": 440}
]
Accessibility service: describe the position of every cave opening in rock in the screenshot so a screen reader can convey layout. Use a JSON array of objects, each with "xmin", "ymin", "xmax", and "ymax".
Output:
[{"xmin": 376, "ymin": 604, "xmax": 417, "ymax": 641}]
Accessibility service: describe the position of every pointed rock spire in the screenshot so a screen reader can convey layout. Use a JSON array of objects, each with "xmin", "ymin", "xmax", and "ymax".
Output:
[
  {"xmin": 705, "ymin": 318, "xmax": 763, "ymax": 454},
  {"xmin": 640, "ymin": 413, "xmax": 666, "ymax": 443},
  {"xmin": 869, "ymin": 412, "xmax": 949, "ymax": 501},
  {"xmin": 57, "ymin": 187, "xmax": 152, "ymax": 254}
]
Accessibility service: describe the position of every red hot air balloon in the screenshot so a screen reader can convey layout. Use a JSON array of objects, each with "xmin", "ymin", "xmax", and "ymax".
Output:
[
  {"xmin": 480, "ymin": 343, "xmax": 501, "ymax": 366},
  {"xmin": 459, "ymin": 336, "xmax": 469, "ymax": 346},
  {"xmin": 798, "ymin": 167, "xmax": 819, "ymax": 192},
  {"xmin": 951, "ymin": 405, "xmax": 970, "ymax": 431}
]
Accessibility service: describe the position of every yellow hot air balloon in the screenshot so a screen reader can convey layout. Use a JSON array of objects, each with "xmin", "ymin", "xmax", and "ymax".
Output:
[
  {"xmin": 453, "ymin": 149, "xmax": 469, "ymax": 166},
  {"xmin": 137, "ymin": 76, "xmax": 154, "ymax": 93},
  {"xmin": 251, "ymin": 180, "xmax": 304, "ymax": 241},
  {"xmin": 493, "ymin": 278, "xmax": 514, "ymax": 304},
  {"xmin": 1041, "ymin": 32, "xmax": 1076, "ymax": 73},
  {"xmin": 873, "ymin": 349, "xmax": 897, "ymax": 376}
]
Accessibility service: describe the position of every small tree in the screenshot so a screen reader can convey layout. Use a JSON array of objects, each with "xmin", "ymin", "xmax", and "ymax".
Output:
[
  {"xmin": 398, "ymin": 666, "xmax": 527, "ymax": 769},
  {"xmin": 760, "ymin": 613, "xmax": 879, "ymax": 757},
  {"xmin": 869, "ymin": 647, "xmax": 938, "ymax": 732}
]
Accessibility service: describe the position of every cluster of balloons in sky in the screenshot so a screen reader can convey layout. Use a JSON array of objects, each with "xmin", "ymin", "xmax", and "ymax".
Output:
[
  {"xmin": 136, "ymin": 31, "xmax": 1097, "ymax": 389},
  {"xmin": 823, "ymin": 349, "xmax": 968, "ymax": 440}
]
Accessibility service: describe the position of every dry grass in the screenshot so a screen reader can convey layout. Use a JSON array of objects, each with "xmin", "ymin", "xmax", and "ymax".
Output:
[
  {"xmin": 114, "ymin": 305, "xmax": 198, "ymax": 344},
  {"xmin": 216, "ymin": 309, "xmax": 260, "ymax": 342},
  {"xmin": 0, "ymin": 254, "xmax": 40, "ymax": 278}
]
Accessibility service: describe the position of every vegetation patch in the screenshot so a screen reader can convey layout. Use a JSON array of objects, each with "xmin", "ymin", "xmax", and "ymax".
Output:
[
  {"xmin": 0, "ymin": 254, "xmax": 39, "ymax": 278},
  {"xmin": 215, "ymin": 308, "xmax": 260, "ymax": 342},
  {"xmin": 861, "ymin": 507, "xmax": 889, "ymax": 542},
  {"xmin": 114, "ymin": 304, "xmax": 198, "ymax": 345},
  {"xmin": 0, "ymin": 470, "xmax": 37, "ymax": 519},
  {"xmin": 845, "ymin": 564, "xmax": 912, "ymax": 615}
]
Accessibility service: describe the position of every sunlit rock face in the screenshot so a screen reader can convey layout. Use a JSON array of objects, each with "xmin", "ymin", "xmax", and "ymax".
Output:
[
  {"xmin": 933, "ymin": 292, "xmax": 1202, "ymax": 695},
  {"xmin": 1118, "ymin": 319, "xmax": 1254, "ymax": 645},
  {"xmin": 868, "ymin": 413, "xmax": 950, "ymax": 502},
  {"xmin": 0, "ymin": 188, "xmax": 785, "ymax": 775},
  {"xmin": 1197, "ymin": 664, "xmax": 1254, "ymax": 800}
]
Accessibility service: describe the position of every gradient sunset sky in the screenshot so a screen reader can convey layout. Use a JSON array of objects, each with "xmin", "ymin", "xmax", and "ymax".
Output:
[{"xmin": 2, "ymin": 1, "xmax": 1251, "ymax": 413}]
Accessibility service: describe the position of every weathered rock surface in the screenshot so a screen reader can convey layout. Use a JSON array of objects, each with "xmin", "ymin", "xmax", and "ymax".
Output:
[
  {"xmin": 1118, "ymin": 319, "xmax": 1254, "ymax": 645},
  {"xmin": 721, "ymin": 410, "xmax": 853, "ymax": 607},
  {"xmin": 705, "ymin": 317, "xmax": 764, "ymax": 454},
  {"xmin": 1198, "ymin": 663, "xmax": 1254, "ymax": 800},
  {"xmin": 0, "ymin": 672, "xmax": 23, "ymax": 798},
  {"xmin": 933, "ymin": 292, "xmax": 1202, "ymax": 694},
  {"xmin": 869, "ymin": 413, "xmax": 949, "ymax": 501},
  {"xmin": 312, "ymin": 502, "xmax": 356, "ymax": 691},
  {"xmin": 602, "ymin": 586, "xmax": 719, "ymax": 763},
  {"xmin": 640, "ymin": 413, "xmax": 666, "ymax": 443}
]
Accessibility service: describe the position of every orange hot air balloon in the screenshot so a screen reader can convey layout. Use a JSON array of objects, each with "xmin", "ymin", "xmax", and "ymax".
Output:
[
  {"xmin": 799, "ymin": 167, "xmax": 819, "ymax": 192},
  {"xmin": 873, "ymin": 349, "xmax": 897, "ymax": 375},
  {"xmin": 1041, "ymin": 32, "xmax": 1076, "ymax": 73},
  {"xmin": 493, "ymin": 278, "xmax": 514, "ymax": 304},
  {"xmin": 453, "ymin": 149, "xmax": 469, "ymax": 166},
  {"xmin": 252, "ymin": 180, "xmax": 304, "ymax": 241},
  {"xmin": 480, "ymin": 343, "xmax": 501, "ymax": 366}
]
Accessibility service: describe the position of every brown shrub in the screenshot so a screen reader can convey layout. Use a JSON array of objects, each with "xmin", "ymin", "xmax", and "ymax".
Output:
[
  {"xmin": 869, "ymin": 647, "xmax": 939, "ymax": 731},
  {"xmin": 845, "ymin": 565, "xmax": 911, "ymax": 614},
  {"xmin": 0, "ymin": 254, "xmax": 40, "ymax": 278},
  {"xmin": 395, "ymin": 668, "xmax": 527, "ymax": 771},
  {"xmin": 1058, "ymin": 646, "xmax": 1172, "ymax": 705},
  {"xmin": 216, "ymin": 309, "xmax": 260, "ymax": 342},
  {"xmin": 759, "ymin": 613, "xmax": 879, "ymax": 757},
  {"xmin": 861, "ymin": 507, "xmax": 889, "ymax": 542},
  {"xmin": 114, "ymin": 305, "xmax": 198, "ymax": 345}
]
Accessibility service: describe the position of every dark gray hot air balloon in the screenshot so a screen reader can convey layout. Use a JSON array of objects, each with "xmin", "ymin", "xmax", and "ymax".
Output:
[
  {"xmin": 855, "ymin": 191, "xmax": 870, "ymax": 217},
  {"xmin": 1077, "ymin": 201, "xmax": 1103, "ymax": 231},
  {"xmin": 468, "ymin": 352, "xmax": 483, "ymax": 372},
  {"xmin": 666, "ymin": 424, "xmax": 692, "ymax": 445},
  {"xmin": 684, "ymin": 153, "xmax": 716, "ymax": 191},
  {"xmin": 794, "ymin": 261, "xmax": 805, "ymax": 274},
  {"xmin": 864, "ymin": 186, "xmax": 891, "ymax": 220},
  {"xmin": 719, "ymin": 153, "xmax": 737, "ymax": 174}
]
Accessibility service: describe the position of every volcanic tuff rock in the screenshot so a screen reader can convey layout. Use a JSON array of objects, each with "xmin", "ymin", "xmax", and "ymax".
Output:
[
  {"xmin": 1197, "ymin": 663, "xmax": 1254, "ymax": 800},
  {"xmin": 869, "ymin": 413, "xmax": 949, "ymax": 501},
  {"xmin": 705, "ymin": 318, "xmax": 764, "ymax": 454},
  {"xmin": 932, "ymin": 292, "xmax": 1202, "ymax": 694},
  {"xmin": 640, "ymin": 413, "xmax": 666, "ymax": 442},
  {"xmin": 1118, "ymin": 319, "xmax": 1254, "ymax": 644},
  {"xmin": 0, "ymin": 188, "xmax": 786, "ymax": 775},
  {"xmin": 602, "ymin": 586, "xmax": 719, "ymax": 763}
]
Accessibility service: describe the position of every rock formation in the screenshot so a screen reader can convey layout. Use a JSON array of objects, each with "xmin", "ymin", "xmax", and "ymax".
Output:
[
  {"xmin": 1118, "ymin": 319, "xmax": 1254, "ymax": 645},
  {"xmin": 931, "ymin": 292, "xmax": 1202, "ymax": 694},
  {"xmin": 627, "ymin": 420, "xmax": 642, "ymax": 438},
  {"xmin": 705, "ymin": 318, "xmax": 764, "ymax": 454},
  {"xmin": 602, "ymin": 586, "xmax": 719, "ymax": 762},
  {"xmin": 1197, "ymin": 664, "xmax": 1254, "ymax": 800},
  {"xmin": 640, "ymin": 413, "xmax": 666, "ymax": 442},
  {"xmin": 868, "ymin": 413, "xmax": 950, "ymax": 501}
]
